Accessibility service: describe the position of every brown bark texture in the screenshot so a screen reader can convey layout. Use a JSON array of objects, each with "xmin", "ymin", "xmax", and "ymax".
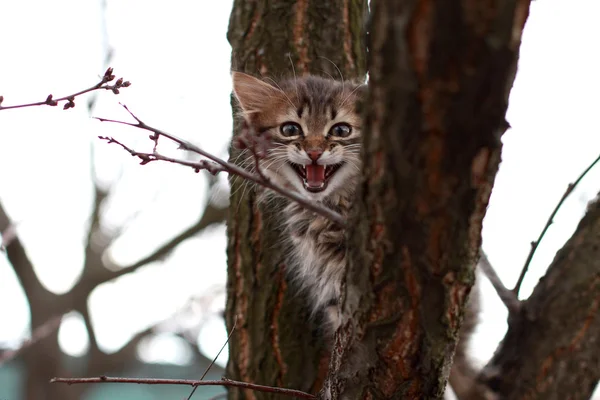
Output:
[
  {"xmin": 482, "ymin": 196, "xmax": 600, "ymax": 400},
  {"xmin": 226, "ymin": 1, "xmax": 599, "ymax": 400},
  {"xmin": 225, "ymin": 0, "xmax": 367, "ymax": 398},
  {"xmin": 324, "ymin": 1, "xmax": 531, "ymax": 399}
]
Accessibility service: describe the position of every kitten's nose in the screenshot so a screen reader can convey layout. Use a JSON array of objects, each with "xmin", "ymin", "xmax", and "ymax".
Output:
[{"xmin": 306, "ymin": 149, "xmax": 323, "ymax": 162}]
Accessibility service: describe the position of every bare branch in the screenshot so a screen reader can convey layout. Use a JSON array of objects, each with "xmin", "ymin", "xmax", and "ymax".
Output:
[
  {"xmin": 0, "ymin": 67, "xmax": 129, "ymax": 111},
  {"xmin": 95, "ymin": 105, "xmax": 346, "ymax": 227},
  {"xmin": 479, "ymin": 250, "xmax": 521, "ymax": 315},
  {"xmin": 187, "ymin": 321, "xmax": 237, "ymax": 400},
  {"xmin": 98, "ymin": 202, "xmax": 227, "ymax": 282},
  {"xmin": 0, "ymin": 314, "xmax": 64, "ymax": 366},
  {"xmin": 50, "ymin": 376, "xmax": 316, "ymax": 399},
  {"xmin": 513, "ymin": 152, "xmax": 600, "ymax": 295},
  {"xmin": 84, "ymin": 184, "xmax": 109, "ymax": 253},
  {"xmin": 59, "ymin": 190, "xmax": 226, "ymax": 306},
  {"xmin": 483, "ymin": 195, "xmax": 600, "ymax": 399},
  {"xmin": 201, "ymin": 322, "xmax": 235, "ymax": 380},
  {"xmin": 79, "ymin": 304, "xmax": 100, "ymax": 354},
  {"xmin": 0, "ymin": 202, "xmax": 53, "ymax": 302},
  {"xmin": 98, "ymin": 136, "xmax": 226, "ymax": 174}
]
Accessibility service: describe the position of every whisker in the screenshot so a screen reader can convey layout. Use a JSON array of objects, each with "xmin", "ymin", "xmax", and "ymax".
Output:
[
  {"xmin": 231, "ymin": 148, "xmax": 250, "ymax": 165},
  {"xmin": 318, "ymin": 55, "xmax": 344, "ymax": 94},
  {"xmin": 288, "ymin": 53, "xmax": 300, "ymax": 103},
  {"xmin": 339, "ymin": 83, "xmax": 365, "ymax": 110},
  {"xmin": 274, "ymin": 162, "xmax": 291, "ymax": 175},
  {"xmin": 263, "ymin": 158, "xmax": 286, "ymax": 171},
  {"xmin": 319, "ymin": 69, "xmax": 336, "ymax": 82},
  {"xmin": 229, "ymin": 173, "xmax": 253, "ymax": 198},
  {"xmin": 264, "ymin": 76, "xmax": 296, "ymax": 110},
  {"xmin": 235, "ymin": 179, "xmax": 254, "ymax": 213}
]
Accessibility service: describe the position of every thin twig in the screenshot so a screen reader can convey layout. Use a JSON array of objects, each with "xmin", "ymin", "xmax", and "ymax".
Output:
[
  {"xmin": 479, "ymin": 250, "xmax": 521, "ymax": 315},
  {"xmin": 186, "ymin": 321, "xmax": 237, "ymax": 400},
  {"xmin": 50, "ymin": 376, "xmax": 316, "ymax": 399},
  {"xmin": 0, "ymin": 315, "xmax": 64, "ymax": 365},
  {"xmin": 95, "ymin": 104, "xmax": 346, "ymax": 227},
  {"xmin": 98, "ymin": 136, "xmax": 225, "ymax": 174},
  {"xmin": 237, "ymin": 120, "xmax": 272, "ymax": 182},
  {"xmin": 0, "ymin": 67, "xmax": 129, "ymax": 111},
  {"xmin": 513, "ymin": 152, "xmax": 600, "ymax": 295}
]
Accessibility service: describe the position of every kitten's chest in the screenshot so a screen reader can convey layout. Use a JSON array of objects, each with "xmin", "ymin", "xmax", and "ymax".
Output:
[
  {"xmin": 285, "ymin": 203, "xmax": 344, "ymax": 243},
  {"xmin": 281, "ymin": 200, "xmax": 350, "ymax": 310},
  {"xmin": 283, "ymin": 203, "xmax": 347, "ymax": 274}
]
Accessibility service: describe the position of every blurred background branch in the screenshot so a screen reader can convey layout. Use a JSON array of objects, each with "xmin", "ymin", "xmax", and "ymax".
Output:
[{"xmin": 0, "ymin": 170, "xmax": 228, "ymax": 399}]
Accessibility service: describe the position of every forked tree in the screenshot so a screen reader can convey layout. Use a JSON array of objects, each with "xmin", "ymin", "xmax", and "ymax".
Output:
[
  {"xmin": 4, "ymin": 1, "xmax": 597, "ymax": 399},
  {"xmin": 225, "ymin": 1, "xmax": 599, "ymax": 400}
]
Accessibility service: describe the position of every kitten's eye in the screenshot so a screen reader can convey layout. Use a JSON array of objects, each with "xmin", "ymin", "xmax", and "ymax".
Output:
[
  {"xmin": 329, "ymin": 123, "xmax": 352, "ymax": 138},
  {"xmin": 280, "ymin": 122, "xmax": 302, "ymax": 137}
]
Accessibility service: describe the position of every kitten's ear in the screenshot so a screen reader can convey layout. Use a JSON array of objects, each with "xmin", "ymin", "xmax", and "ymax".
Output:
[{"xmin": 232, "ymin": 72, "xmax": 281, "ymax": 113}]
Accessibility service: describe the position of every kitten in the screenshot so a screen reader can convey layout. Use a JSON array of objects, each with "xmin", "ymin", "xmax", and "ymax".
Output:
[
  {"xmin": 232, "ymin": 72, "xmax": 363, "ymax": 326},
  {"xmin": 231, "ymin": 72, "xmax": 489, "ymax": 400}
]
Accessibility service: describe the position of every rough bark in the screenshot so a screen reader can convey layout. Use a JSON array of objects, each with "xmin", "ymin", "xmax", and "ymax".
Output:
[
  {"xmin": 482, "ymin": 196, "xmax": 600, "ymax": 400},
  {"xmin": 225, "ymin": 1, "xmax": 367, "ymax": 398},
  {"xmin": 224, "ymin": 1, "xmax": 598, "ymax": 399},
  {"xmin": 324, "ymin": 1, "xmax": 530, "ymax": 399}
]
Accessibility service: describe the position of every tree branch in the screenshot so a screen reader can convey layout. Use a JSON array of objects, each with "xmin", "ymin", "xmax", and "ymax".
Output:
[
  {"xmin": 99, "ymin": 202, "xmax": 227, "ymax": 282},
  {"xmin": 84, "ymin": 184, "xmax": 109, "ymax": 254},
  {"xmin": 95, "ymin": 104, "xmax": 346, "ymax": 227},
  {"xmin": 483, "ymin": 195, "xmax": 600, "ymax": 399},
  {"xmin": 98, "ymin": 136, "xmax": 226, "ymax": 174},
  {"xmin": 50, "ymin": 376, "xmax": 316, "ymax": 399},
  {"xmin": 60, "ymin": 194, "xmax": 227, "ymax": 310},
  {"xmin": 0, "ymin": 67, "xmax": 129, "ymax": 111},
  {"xmin": 513, "ymin": 152, "xmax": 600, "ymax": 295},
  {"xmin": 0, "ymin": 314, "xmax": 64, "ymax": 366},
  {"xmin": 325, "ymin": 1, "xmax": 530, "ymax": 398},
  {"xmin": 186, "ymin": 321, "xmax": 236, "ymax": 400},
  {"xmin": 0, "ymin": 202, "xmax": 54, "ymax": 302},
  {"xmin": 479, "ymin": 250, "xmax": 521, "ymax": 315},
  {"xmin": 79, "ymin": 304, "xmax": 100, "ymax": 355}
]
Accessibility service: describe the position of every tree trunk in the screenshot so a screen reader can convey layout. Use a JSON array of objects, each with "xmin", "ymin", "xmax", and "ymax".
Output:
[
  {"xmin": 225, "ymin": 2, "xmax": 598, "ymax": 400},
  {"xmin": 481, "ymin": 196, "xmax": 600, "ymax": 400},
  {"xmin": 324, "ymin": 0, "xmax": 530, "ymax": 398},
  {"xmin": 225, "ymin": 1, "xmax": 367, "ymax": 398}
]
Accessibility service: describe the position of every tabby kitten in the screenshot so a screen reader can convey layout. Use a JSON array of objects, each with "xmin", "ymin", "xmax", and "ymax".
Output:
[
  {"xmin": 232, "ymin": 72, "xmax": 363, "ymax": 328},
  {"xmin": 231, "ymin": 72, "xmax": 487, "ymax": 400}
]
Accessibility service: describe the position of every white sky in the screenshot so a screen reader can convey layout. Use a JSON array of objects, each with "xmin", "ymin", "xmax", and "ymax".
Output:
[{"xmin": 0, "ymin": 0, "xmax": 599, "ymax": 394}]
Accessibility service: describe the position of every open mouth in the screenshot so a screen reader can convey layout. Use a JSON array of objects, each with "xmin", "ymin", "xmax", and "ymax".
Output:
[{"xmin": 289, "ymin": 162, "xmax": 343, "ymax": 193}]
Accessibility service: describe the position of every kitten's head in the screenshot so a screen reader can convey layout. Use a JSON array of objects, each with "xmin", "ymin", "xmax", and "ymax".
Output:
[{"xmin": 232, "ymin": 72, "xmax": 365, "ymax": 202}]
